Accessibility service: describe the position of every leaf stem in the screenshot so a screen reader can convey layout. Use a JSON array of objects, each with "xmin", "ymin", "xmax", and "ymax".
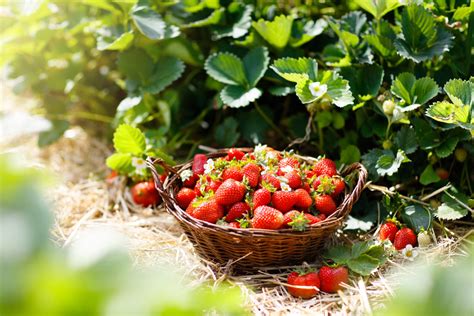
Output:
[{"xmin": 253, "ymin": 101, "xmax": 286, "ymax": 139}]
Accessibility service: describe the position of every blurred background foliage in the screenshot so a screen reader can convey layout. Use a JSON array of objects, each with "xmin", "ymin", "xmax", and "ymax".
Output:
[
  {"xmin": 0, "ymin": 154, "xmax": 247, "ymax": 315},
  {"xmin": 1, "ymin": 1, "xmax": 472, "ymax": 229}
]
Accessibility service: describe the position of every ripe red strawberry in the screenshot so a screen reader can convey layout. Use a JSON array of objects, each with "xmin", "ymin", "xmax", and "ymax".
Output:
[
  {"xmin": 261, "ymin": 173, "xmax": 281, "ymax": 190},
  {"xmin": 222, "ymin": 166, "xmax": 243, "ymax": 181},
  {"xmin": 226, "ymin": 148, "xmax": 245, "ymax": 161},
  {"xmin": 314, "ymin": 194, "xmax": 337, "ymax": 215},
  {"xmin": 294, "ymin": 188, "xmax": 312, "ymax": 209},
  {"xmin": 215, "ymin": 179, "xmax": 246, "ymax": 205},
  {"xmin": 228, "ymin": 221, "xmax": 241, "ymax": 228},
  {"xmin": 191, "ymin": 198, "xmax": 224, "ymax": 223},
  {"xmin": 313, "ymin": 158, "xmax": 337, "ymax": 177},
  {"xmin": 379, "ymin": 221, "xmax": 398, "ymax": 243},
  {"xmin": 226, "ymin": 202, "xmax": 250, "ymax": 222},
  {"xmin": 393, "ymin": 227, "xmax": 417, "ymax": 250},
  {"xmin": 319, "ymin": 266, "xmax": 349, "ymax": 293},
  {"xmin": 287, "ymin": 271, "xmax": 320, "ymax": 299},
  {"xmin": 106, "ymin": 170, "xmax": 118, "ymax": 184},
  {"xmin": 272, "ymin": 191, "xmax": 296, "ymax": 213},
  {"xmin": 435, "ymin": 167, "xmax": 449, "ymax": 180},
  {"xmin": 251, "ymin": 206, "xmax": 284, "ymax": 230},
  {"xmin": 192, "ymin": 154, "xmax": 208, "ymax": 175},
  {"xmin": 279, "ymin": 157, "xmax": 300, "ymax": 170},
  {"xmin": 305, "ymin": 213, "xmax": 323, "ymax": 225},
  {"xmin": 252, "ymin": 188, "xmax": 272, "ymax": 209},
  {"xmin": 176, "ymin": 187, "xmax": 196, "ymax": 209},
  {"xmin": 284, "ymin": 210, "xmax": 310, "ymax": 231},
  {"xmin": 183, "ymin": 173, "xmax": 199, "ymax": 188},
  {"xmin": 242, "ymin": 163, "xmax": 260, "ymax": 187},
  {"xmin": 185, "ymin": 198, "xmax": 197, "ymax": 216},
  {"xmin": 331, "ymin": 177, "xmax": 345, "ymax": 198},
  {"xmin": 131, "ymin": 180, "xmax": 161, "ymax": 207},
  {"xmin": 312, "ymin": 175, "xmax": 335, "ymax": 194},
  {"xmin": 284, "ymin": 171, "xmax": 302, "ymax": 189}
]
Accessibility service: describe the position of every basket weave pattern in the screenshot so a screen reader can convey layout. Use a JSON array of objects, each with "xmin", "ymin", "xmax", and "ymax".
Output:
[{"xmin": 147, "ymin": 148, "xmax": 367, "ymax": 271}]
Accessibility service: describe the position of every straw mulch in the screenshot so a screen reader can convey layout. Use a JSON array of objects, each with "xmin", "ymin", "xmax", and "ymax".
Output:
[{"xmin": 4, "ymin": 106, "xmax": 472, "ymax": 315}]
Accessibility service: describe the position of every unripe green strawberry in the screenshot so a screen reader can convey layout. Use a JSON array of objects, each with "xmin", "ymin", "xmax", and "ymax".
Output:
[
  {"xmin": 382, "ymin": 139, "xmax": 392, "ymax": 149},
  {"xmin": 382, "ymin": 100, "xmax": 395, "ymax": 115},
  {"xmin": 454, "ymin": 148, "xmax": 467, "ymax": 162},
  {"xmin": 417, "ymin": 231, "xmax": 431, "ymax": 248}
]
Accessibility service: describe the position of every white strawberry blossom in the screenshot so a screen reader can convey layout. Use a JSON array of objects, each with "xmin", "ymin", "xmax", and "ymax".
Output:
[
  {"xmin": 254, "ymin": 144, "xmax": 267, "ymax": 155},
  {"xmin": 203, "ymin": 159, "xmax": 215, "ymax": 174},
  {"xmin": 281, "ymin": 165, "xmax": 294, "ymax": 173},
  {"xmin": 280, "ymin": 182, "xmax": 291, "ymax": 192},
  {"xmin": 180, "ymin": 169, "xmax": 193, "ymax": 182},
  {"xmin": 309, "ymin": 82, "xmax": 328, "ymax": 98},
  {"xmin": 401, "ymin": 244, "xmax": 418, "ymax": 261},
  {"xmin": 132, "ymin": 157, "xmax": 147, "ymax": 173}
]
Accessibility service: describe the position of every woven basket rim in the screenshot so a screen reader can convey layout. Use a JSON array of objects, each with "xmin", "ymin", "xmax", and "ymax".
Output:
[{"xmin": 147, "ymin": 147, "xmax": 367, "ymax": 237}]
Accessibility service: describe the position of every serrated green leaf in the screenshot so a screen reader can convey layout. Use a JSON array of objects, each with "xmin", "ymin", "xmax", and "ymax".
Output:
[
  {"xmin": 426, "ymin": 101, "xmax": 471, "ymax": 125},
  {"xmin": 212, "ymin": 4, "xmax": 252, "ymax": 39},
  {"xmin": 376, "ymin": 150, "xmax": 409, "ymax": 176},
  {"xmin": 354, "ymin": 0, "xmax": 401, "ymax": 20},
  {"xmin": 401, "ymin": 204, "xmax": 432, "ymax": 233},
  {"xmin": 340, "ymin": 63, "xmax": 383, "ymax": 100},
  {"xmin": 347, "ymin": 254, "xmax": 380, "ymax": 276},
  {"xmin": 420, "ymin": 165, "xmax": 441, "ymax": 185},
  {"xmin": 453, "ymin": 6, "xmax": 471, "ymax": 21},
  {"xmin": 290, "ymin": 18, "xmax": 327, "ymax": 47},
  {"xmin": 220, "ymin": 86, "xmax": 261, "ymax": 108},
  {"xmin": 351, "ymin": 241, "xmax": 371, "ymax": 258},
  {"xmin": 142, "ymin": 57, "xmax": 185, "ymax": 94},
  {"xmin": 362, "ymin": 148, "xmax": 384, "ymax": 180},
  {"xmin": 205, "ymin": 52, "xmax": 247, "ymax": 86},
  {"xmin": 394, "ymin": 126, "xmax": 418, "ymax": 154},
  {"xmin": 340, "ymin": 145, "xmax": 361, "ymax": 164},
  {"xmin": 161, "ymin": 37, "xmax": 204, "ymax": 66},
  {"xmin": 106, "ymin": 153, "xmax": 133, "ymax": 173},
  {"xmin": 113, "ymin": 124, "xmax": 146, "ymax": 155},
  {"xmin": 182, "ymin": 7, "xmax": 225, "ymax": 28},
  {"xmin": 412, "ymin": 77, "xmax": 439, "ymax": 105},
  {"xmin": 412, "ymin": 117, "xmax": 441, "ymax": 150},
  {"xmin": 215, "ymin": 117, "xmax": 240, "ymax": 147},
  {"xmin": 434, "ymin": 187, "xmax": 470, "ymax": 220},
  {"xmin": 324, "ymin": 245, "xmax": 352, "ymax": 264},
  {"xmin": 326, "ymin": 73, "xmax": 354, "ymax": 108},
  {"xmin": 132, "ymin": 5, "xmax": 180, "ymax": 40},
  {"xmin": 295, "ymin": 78, "xmax": 318, "ymax": 104},
  {"xmin": 268, "ymin": 86, "xmax": 294, "ymax": 96},
  {"xmin": 97, "ymin": 30, "xmax": 134, "ymax": 51},
  {"xmin": 392, "ymin": 73, "xmax": 416, "ymax": 104},
  {"xmin": 444, "ymin": 79, "xmax": 473, "ymax": 107},
  {"xmin": 394, "ymin": 5, "xmax": 453, "ymax": 63},
  {"xmin": 364, "ymin": 20, "xmax": 397, "ymax": 57},
  {"xmin": 117, "ymin": 48, "xmax": 154, "ymax": 82},
  {"xmin": 365, "ymin": 245, "xmax": 386, "ymax": 264},
  {"xmin": 252, "ymin": 15, "xmax": 293, "ymax": 49},
  {"xmin": 435, "ymin": 135, "xmax": 460, "ymax": 158},
  {"xmin": 243, "ymin": 46, "xmax": 269, "ymax": 87},
  {"xmin": 271, "ymin": 57, "xmax": 318, "ymax": 82},
  {"xmin": 391, "ymin": 72, "xmax": 439, "ymax": 106}
]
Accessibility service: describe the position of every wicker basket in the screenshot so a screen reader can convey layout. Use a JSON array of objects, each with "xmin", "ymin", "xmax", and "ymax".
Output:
[{"xmin": 147, "ymin": 148, "xmax": 367, "ymax": 272}]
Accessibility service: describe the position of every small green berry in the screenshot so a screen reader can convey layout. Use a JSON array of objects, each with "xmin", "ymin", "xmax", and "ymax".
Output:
[
  {"xmin": 417, "ymin": 231, "xmax": 431, "ymax": 248},
  {"xmin": 382, "ymin": 140, "xmax": 392, "ymax": 150},
  {"xmin": 383, "ymin": 100, "xmax": 395, "ymax": 115},
  {"xmin": 454, "ymin": 148, "xmax": 467, "ymax": 162}
]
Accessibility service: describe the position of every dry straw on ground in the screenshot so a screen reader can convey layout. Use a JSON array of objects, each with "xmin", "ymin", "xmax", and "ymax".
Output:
[{"xmin": 2, "ymin": 90, "xmax": 472, "ymax": 315}]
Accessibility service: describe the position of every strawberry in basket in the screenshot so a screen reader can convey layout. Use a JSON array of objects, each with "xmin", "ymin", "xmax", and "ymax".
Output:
[{"xmin": 175, "ymin": 146, "xmax": 348, "ymax": 228}]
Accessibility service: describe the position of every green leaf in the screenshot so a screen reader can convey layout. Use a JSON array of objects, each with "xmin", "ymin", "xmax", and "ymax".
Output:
[
  {"xmin": 113, "ymin": 124, "xmax": 146, "ymax": 155},
  {"xmin": 354, "ymin": 0, "xmax": 402, "ymax": 20},
  {"xmin": 290, "ymin": 18, "xmax": 327, "ymax": 47},
  {"xmin": 340, "ymin": 145, "xmax": 361, "ymax": 164},
  {"xmin": 426, "ymin": 102, "xmax": 471, "ymax": 126},
  {"xmin": 420, "ymin": 165, "xmax": 441, "ymax": 185},
  {"xmin": 106, "ymin": 153, "xmax": 133, "ymax": 173},
  {"xmin": 252, "ymin": 15, "xmax": 293, "ymax": 49},
  {"xmin": 81, "ymin": 0, "xmax": 123, "ymax": 15},
  {"xmin": 96, "ymin": 30, "xmax": 134, "ymax": 51},
  {"xmin": 376, "ymin": 150, "xmax": 410, "ymax": 177},
  {"xmin": 445, "ymin": 79, "xmax": 473, "ymax": 107},
  {"xmin": 401, "ymin": 204, "xmax": 432, "ymax": 233},
  {"xmin": 324, "ymin": 245, "xmax": 352, "ymax": 264},
  {"xmin": 340, "ymin": 64, "xmax": 383, "ymax": 100},
  {"xmin": 117, "ymin": 48, "xmax": 154, "ymax": 82},
  {"xmin": 268, "ymin": 86, "xmax": 294, "ymax": 96},
  {"xmin": 365, "ymin": 244, "xmax": 386, "ymax": 264},
  {"xmin": 435, "ymin": 186, "xmax": 470, "ymax": 221},
  {"xmin": 161, "ymin": 37, "xmax": 204, "ymax": 66},
  {"xmin": 364, "ymin": 20, "xmax": 397, "ymax": 57},
  {"xmin": 220, "ymin": 86, "xmax": 261, "ymax": 108},
  {"xmin": 325, "ymin": 73, "xmax": 355, "ymax": 108},
  {"xmin": 351, "ymin": 241, "xmax": 371, "ymax": 258},
  {"xmin": 435, "ymin": 135, "xmax": 460, "ymax": 158},
  {"xmin": 347, "ymin": 254, "xmax": 380, "ymax": 276},
  {"xmin": 271, "ymin": 57, "xmax": 318, "ymax": 82},
  {"xmin": 362, "ymin": 148, "xmax": 384, "ymax": 180},
  {"xmin": 212, "ymin": 4, "xmax": 252, "ymax": 39},
  {"xmin": 294, "ymin": 78, "xmax": 318, "ymax": 104},
  {"xmin": 391, "ymin": 73, "xmax": 439, "ymax": 106},
  {"xmin": 394, "ymin": 5, "xmax": 453, "ymax": 63},
  {"xmin": 142, "ymin": 57, "xmax": 185, "ymax": 94},
  {"xmin": 205, "ymin": 52, "xmax": 247, "ymax": 86},
  {"xmin": 243, "ymin": 46, "xmax": 269, "ymax": 87},
  {"xmin": 412, "ymin": 117, "xmax": 441, "ymax": 150},
  {"xmin": 182, "ymin": 8, "xmax": 225, "ymax": 28},
  {"xmin": 132, "ymin": 5, "xmax": 180, "ymax": 40},
  {"xmin": 316, "ymin": 111, "xmax": 332, "ymax": 128},
  {"xmin": 453, "ymin": 6, "xmax": 471, "ymax": 21},
  {"xmin": 394, "ymin": 126, "xmax": 418, "ymax": 154},
  {"xmin": 215, "ymin": 117, "xmax": 240, "ymax": 147}
]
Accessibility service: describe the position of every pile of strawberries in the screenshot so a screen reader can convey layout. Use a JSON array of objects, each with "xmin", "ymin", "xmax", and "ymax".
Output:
[{"xmin": 175, "ymin": 146, "xmax": 346, "ymax": 230}]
